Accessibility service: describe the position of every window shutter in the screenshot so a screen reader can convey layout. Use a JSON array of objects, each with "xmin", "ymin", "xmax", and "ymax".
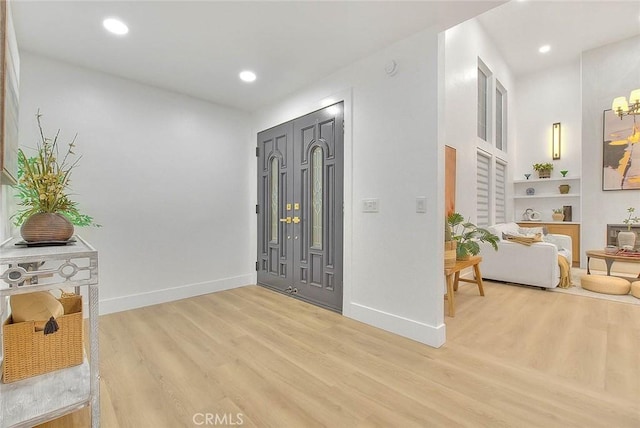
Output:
[
  {"xmin": 495, "ymin": 160, "xmax": 506, "ymax": 224},
  {"xmin": 476, "ymin": 151, "xmax": 491, "ymax": 227}
]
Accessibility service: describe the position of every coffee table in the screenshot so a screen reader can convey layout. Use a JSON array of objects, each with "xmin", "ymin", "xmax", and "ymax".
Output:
[{"xmin": 586, "ymin": 250, "xmax": 640, "ymax": 276}]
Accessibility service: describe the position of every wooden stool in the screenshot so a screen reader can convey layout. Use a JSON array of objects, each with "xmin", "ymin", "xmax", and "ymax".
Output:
[{"xmin": 444, "ymin": 256, "xmax": 484, "ymax": 317}]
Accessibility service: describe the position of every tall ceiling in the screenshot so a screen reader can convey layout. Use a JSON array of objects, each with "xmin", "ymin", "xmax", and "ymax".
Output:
[
  {"xmin": 11, "ymin": 0, "xmax": 502, "ymax": 112},
  {"xmin": 477, "ymin": 0, "xmax": 640, "ymax": 77},
  {"xmin": 11, "ymin": 1, "xmax": 640, "ymax": 112}
]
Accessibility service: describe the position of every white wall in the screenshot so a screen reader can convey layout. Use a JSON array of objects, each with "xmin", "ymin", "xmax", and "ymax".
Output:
[
  {"xmin": 515, "ymin": 62, "xmax": 582, "ymax": 178},
  {"xmin": 18, "ymin": 53, "xmax": 253, "ymax": 313},
  {"xmin": 514, "ymin": 61, "xmax": 582, "ymax": 223},
  {"xmin": 252, "ymin": 26, "xmax": 446, "ymax": 347},
  {"xmin": 582, "ymin": 35, "xmax": 640, "ymax": 266},
  {"xmin": 444, "ymin": 19, "xmax": 516, "ymax": 224}
]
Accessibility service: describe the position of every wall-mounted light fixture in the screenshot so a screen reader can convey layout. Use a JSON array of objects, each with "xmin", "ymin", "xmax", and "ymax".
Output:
[
  {"xmin": 612, "ymin": 88, "xmax": 640, "ymax": 118},
  {"xmin": 552, "ymin": 122, "xmax": 561, "ymax": 160}
]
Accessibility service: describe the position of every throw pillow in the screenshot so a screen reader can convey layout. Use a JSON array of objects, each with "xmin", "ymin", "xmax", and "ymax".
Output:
[
  {"xmin": 10, "ymin": 292, "xmax": 64, "ymax": 332},
  {"xmin": 518, "ymin": 226, "xmax": 548, "ymax": 236}
]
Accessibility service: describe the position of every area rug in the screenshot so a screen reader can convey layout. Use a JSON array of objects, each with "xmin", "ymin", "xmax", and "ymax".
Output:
[{"xmin": 549, "ymin": 268, "xmax": 640, "ymax": 306}]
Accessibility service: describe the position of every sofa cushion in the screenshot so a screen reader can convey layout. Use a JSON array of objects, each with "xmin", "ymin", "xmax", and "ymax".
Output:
[
  {"xmin": 543, "ymin": 234, "xmax": 566, "ymax": 250},
  {"xmin": 488, "ymin": 223, "xmax": 520, "ymax": 241}
]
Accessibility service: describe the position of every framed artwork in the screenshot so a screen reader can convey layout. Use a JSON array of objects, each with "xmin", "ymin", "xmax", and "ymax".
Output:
[
  {"xmin": 0, "ymin": 0, "xmax": 19, "ymax": 185},
  {"xmin": 603, "ymin": 109, "xmax": 639, "ymax": 190}
]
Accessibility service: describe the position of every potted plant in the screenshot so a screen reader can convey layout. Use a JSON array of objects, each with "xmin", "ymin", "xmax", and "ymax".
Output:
[
  {"xmin": 533, "ymin": 162, "xmax": 553, "ymax": 179},
  {"xmin": 447, "ymin": 212, "xmax": 499, "ymax": 260},
  {"xmin": 552, "ymin": 208, "xmax": 564, "ymax": 221},
  {"xmin": 12, "ymin": 111, "xmax": 99, "ymax": 242},
  {"xmin": 618, "ymin": 207, "xmax": 640, "ymax": 249}
]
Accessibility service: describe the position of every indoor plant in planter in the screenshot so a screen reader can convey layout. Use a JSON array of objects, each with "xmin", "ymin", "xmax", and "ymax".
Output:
[
  {"xmin": 13, "ymin": 111, "xmax": 98, "ymax": 242},
  {"xmin": 618, "ymin": 207, "xmax": 640, "ymax": 249},
  {"xmin": 552, "ymin": 208, "xmax": 564, "ymax": 221},
  {"xmin": 533, "ymin": 162, "xmax": 553, "ymax": 179},
  {"xmin": 447, "ymin": 212, "xmax": 499, "ymax": 260}
]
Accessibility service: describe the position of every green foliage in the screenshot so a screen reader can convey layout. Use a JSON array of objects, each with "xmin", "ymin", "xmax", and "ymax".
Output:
[
  {"xmin": 11, "ymin": 111, "xmax": 100, "ymax": 228},
  {"xmin": 447, "ymin": 212, "xmax": 499, "ymax": 258},
  {"xmin": 552, "ymin": 208, "xmax": 563, "ymax": 214},
  {"xmin": 532, "ymin": 162, "xmax": 554, "ymax": 172},
  {"xmin": 623, "ymin": 207, "xmax": 640, "ymax": 231}
]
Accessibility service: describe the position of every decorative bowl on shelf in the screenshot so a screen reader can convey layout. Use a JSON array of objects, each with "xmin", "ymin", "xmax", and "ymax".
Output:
[{"xmin": 526, "ymin": 187, "xmax": 535, "ymax": 195}]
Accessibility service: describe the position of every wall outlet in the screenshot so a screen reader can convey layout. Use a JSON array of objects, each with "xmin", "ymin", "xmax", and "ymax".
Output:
[
  {"xmin": 362, "ymin": 198, "xmax": 379, "ymax": 213},
  {"xmin": 416, "ymin": 197, "xmax": 427, "ymax": 213}
]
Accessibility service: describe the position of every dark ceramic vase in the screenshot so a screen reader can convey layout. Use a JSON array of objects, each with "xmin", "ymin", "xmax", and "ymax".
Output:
[{"xmin": 20, "ymin": 213, "xmax": 74, "ymax": 242}]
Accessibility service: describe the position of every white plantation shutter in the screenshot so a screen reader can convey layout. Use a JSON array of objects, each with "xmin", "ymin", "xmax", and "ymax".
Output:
[
  {"xmin": 476, "ymin": 151, "xmax": 491, "ymax": 227},
  {"xmin": 495, "ymin": 160, "xmax": 507, "ymax": 224}
]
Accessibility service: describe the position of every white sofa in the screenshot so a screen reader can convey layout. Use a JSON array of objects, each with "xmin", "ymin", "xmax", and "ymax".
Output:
[{"xmin": 478, "ymin": 222, "xmax": 572, "ymax": 289}]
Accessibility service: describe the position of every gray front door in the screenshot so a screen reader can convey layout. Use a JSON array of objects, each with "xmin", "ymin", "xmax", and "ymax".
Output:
[{"xmin": 257, "ymin": 103, "xmax": 343, "ymax": 312}]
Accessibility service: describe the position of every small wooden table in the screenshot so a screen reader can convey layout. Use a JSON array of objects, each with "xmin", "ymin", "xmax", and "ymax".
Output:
[
  {"xmin": 586, "ymin": 250, "xmax": 640, "ymax": 277},
  {"xmin": 444, "ymin": 256, "xmax": 484, "ymax": 317}
]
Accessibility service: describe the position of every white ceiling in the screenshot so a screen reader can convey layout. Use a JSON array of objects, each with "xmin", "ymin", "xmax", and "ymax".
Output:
[
  {"xmin": 11, "ymin": 1, "xmax": 640, "ymax": 113},
  {"xmin": 477, "ymin": 0, "xmax": 640, "ymax": 77},
  {"xmin": 11, "ymin": 0, "xmax": 502, "ymax": 112}
]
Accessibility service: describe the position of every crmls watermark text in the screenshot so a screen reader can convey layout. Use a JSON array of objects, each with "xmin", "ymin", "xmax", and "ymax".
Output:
[{"xmin": 192, "ymin": 413, "xmax": 244, "ymax": 426}]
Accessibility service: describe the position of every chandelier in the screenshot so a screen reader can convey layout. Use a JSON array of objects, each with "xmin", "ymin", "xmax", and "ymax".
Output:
[{"xmin": 612, "ymin": 88, "xmax": 640, "ymax": 118}]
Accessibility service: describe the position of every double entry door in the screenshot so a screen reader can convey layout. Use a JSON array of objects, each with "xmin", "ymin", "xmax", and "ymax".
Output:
[{"xmin": 257, "ymin": 103, "xmax": 343, "ymax": 312}]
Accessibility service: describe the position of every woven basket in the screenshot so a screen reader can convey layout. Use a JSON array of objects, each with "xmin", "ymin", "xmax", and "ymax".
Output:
[
  {"xmin": 2, "ymin": 295, "xmax": 83, "ymax": 383},
  {"xmin": 537, "ymin": 169, "xmax": 551, "ymax": 179}
]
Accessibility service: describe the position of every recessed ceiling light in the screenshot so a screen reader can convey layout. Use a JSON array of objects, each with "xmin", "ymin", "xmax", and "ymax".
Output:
[
  {"xmin": 103, "ymin": 18, "xmax": 128, "ymax": 35},
  {"xmin": 239, "ymin": 70, "xmax": 257, "ymax": 83},
  {"xmin": 538, "ymin": 44, "xmax": 551, "ymax": 54}
]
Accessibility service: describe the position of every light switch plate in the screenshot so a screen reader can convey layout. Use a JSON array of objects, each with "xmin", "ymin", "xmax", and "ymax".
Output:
[
  {"xmin": 362, "ymin": 198, "xmax": 379, "ymax": 213},
  {"xmin": 416, "ymin": 197, "xmax": 427, "ymax": 213}
]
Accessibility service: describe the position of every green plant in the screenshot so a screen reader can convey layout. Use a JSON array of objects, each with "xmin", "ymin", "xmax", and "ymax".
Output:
[
  {"xmin": 552, "ymin": 208, "xmax": 563, "ymax": 214},
  {"xmin": 447, "ymin": 212, "xmax": 499, "ymax": 259},
  {"xmin": 12, "ymin": 111, "xmax": 99, "ymax": 227},
  {"xmin": 532, "ymin": 162, "xmax": 554, "ymax": 172},
  {"xmin": 623, "ymin": 207, "xmax": 640, "ymax": 231}
]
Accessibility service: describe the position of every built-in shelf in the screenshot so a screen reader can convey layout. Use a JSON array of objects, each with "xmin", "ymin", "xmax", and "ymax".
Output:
[
  {"xmin": 513, "ymin": 176, "xmax": 580, "ymax": 184},
  {"xmin": 514, "ymin": 194, "xmax": 580, "ymax": 199},
  {"xmin": 513, "ymin": 176, "xmax": 581, "ymax": 222}
]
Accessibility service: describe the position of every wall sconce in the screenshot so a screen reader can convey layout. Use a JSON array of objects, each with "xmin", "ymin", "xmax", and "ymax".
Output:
[{"xmin": 552, "ymin": 122, "xmax": 561, "ymax": 160}]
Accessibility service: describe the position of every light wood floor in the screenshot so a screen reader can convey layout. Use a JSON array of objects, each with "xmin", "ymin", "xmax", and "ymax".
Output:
[{"xmin": 39, "ymin": 282, "xmax": 640, "ymax": 427}]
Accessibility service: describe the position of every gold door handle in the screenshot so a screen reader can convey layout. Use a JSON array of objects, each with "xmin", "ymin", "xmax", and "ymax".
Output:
[
  {"xmin": 292, "ymin": 216, "xmax": 300, "ymax": 224},
  {"xmin": 280, "ymin": 217, "xmax": 292, "ymax": 224}
]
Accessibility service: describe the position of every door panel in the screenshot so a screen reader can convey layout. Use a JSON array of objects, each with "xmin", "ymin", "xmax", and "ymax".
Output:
[
  {"xmin": 257, "ymin": 103, "xmax": 343, "ymax": 312},
  {"xmin": 256, "ymin": 123, "xmax": 294, "ymax": 291},
  {"xmin": 293, "ymin": 106, "xmax": 343, "ymax": 311}
]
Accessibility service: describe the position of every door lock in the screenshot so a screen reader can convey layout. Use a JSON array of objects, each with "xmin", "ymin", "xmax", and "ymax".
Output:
[
  {"xmin": 279, "ymin": 217, "xmax": 292, "ymax": 224},
  {"xmin": 292, "ymin": 216, "xmax": 300, "ymax": 224}
]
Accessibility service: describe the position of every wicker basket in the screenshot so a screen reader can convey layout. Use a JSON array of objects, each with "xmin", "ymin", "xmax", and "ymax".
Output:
[{"xmin": 2, "ymin": 295, "xmax": 83, "ymax": 383}]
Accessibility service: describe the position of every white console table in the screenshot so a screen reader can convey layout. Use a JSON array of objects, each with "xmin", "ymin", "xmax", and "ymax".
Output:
[{"xmin": 0, "ymin": 236, "xmax": 99, "ymax": 427}]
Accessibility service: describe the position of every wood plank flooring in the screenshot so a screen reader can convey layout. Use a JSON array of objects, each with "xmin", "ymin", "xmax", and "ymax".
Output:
[{"xmin": 38, "ymin": 282, "xmax": 640, "ymax": 427}]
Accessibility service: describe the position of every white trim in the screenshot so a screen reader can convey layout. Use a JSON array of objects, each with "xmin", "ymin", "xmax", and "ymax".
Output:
[
  {"xmin": 347, "ymin": 302, "xmax": 446, "ymax": 348},
  {"xmin": 99, "ymin": 274, "xmax": 253, "ymax": 315}
]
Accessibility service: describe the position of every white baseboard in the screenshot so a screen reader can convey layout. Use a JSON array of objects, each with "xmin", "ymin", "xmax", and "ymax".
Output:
[
  {"xmin": 347, "ymin": 302, "xmax": 446, "ymax": 348},
  {"xmin": 99, "ymin": 274, "xmax": 253, "ymax": 315}
]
